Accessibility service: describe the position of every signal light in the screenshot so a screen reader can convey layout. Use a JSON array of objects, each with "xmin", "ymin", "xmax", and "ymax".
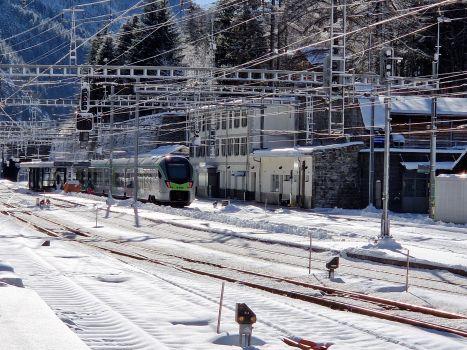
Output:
[
  {"xmin": 380, "ymin": 47, "xmax": 394, "ymax": 81},
  {"xmin": 189, "ymin": 182, "xmax": 193, "ymax": 188},
  {"xmin": 76, "ymin": 113, "xmax": 93, "ymax": 131},
  {"xmin": 165, "ymin": 181, "xmax": 171, "ymax": 188},
  {"xmin": 235, "ymin": 303, "xmax": 256, "ymax": 325},
  {"xmin": 80, "ymin": 84, "xmax": 90, "ymax": 112}
]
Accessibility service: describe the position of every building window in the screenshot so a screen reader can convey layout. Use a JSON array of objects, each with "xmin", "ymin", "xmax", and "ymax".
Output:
[
  {"xmin": 234, "ymin": 138, "xmax": 240, "ymax": 155},
  {"xmin": 228, "ymin": 138, "xmax": 233, "ymax": 156},
  {"xmin": 216, "ymin": 139, "xmax": 220, "ymax": 157},
  {"xmin": 216, "ymin": 113, "xmax": 220, "ymax": 130},
  {"xmin": 241, "ymin": 110, "xmax": 248, "ymax": 127},
  {"xmin": 221, "ymin": 139, "xmax": 227, "ymax": 156},
  {"xmin": 240, "ymin": 137, "xmax": 247, "ymax": 155},
  {"xmin": 228, "ymin": 111, "xmax": 232, "ymax": 129},
  {"xmin": 271, "ymin": 175, "xmax": 280, "ymax": 192},
  {"xmin": 234, "ymin": 110, "xmax": 240, "ymax": 128},
  {"xmin": 189, "ymin": 145, "xmax": 194, "ymax": 158},
  {"xmin": 221, "ymin": 112, "xmax": 227, "ymax": 129}
]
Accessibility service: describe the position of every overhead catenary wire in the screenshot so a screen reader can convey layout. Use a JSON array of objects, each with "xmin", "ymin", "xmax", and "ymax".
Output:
[{"xmin": 0, "ymin": 0, "xmax": 467, "ymax": 149}]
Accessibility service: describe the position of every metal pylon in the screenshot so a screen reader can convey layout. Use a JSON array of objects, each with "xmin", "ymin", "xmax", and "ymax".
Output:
[
  {"xmin": 306, "ymin": 95, "xmax": 314, "ymax": 145},
  {"xmin": 326, "ymin": 0, "xmax": 347, "ymax": 135},
  {"xmin": 63, "ymin": 7, "xmax": 84, "ymax": 66}
]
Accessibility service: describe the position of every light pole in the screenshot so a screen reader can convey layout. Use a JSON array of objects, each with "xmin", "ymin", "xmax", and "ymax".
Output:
[{"xmin": 430, "ymin": 16, "xmax": 450, "ymax": 218}]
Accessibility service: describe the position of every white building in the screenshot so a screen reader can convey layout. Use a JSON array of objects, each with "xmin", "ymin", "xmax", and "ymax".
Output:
[
  {"xmin": 188, "ymin": 98, "xmax": 298, "ymax": 200},
  {"xmin": 188, "ymin": 98, "xmax": 364, "ymax": 209}
]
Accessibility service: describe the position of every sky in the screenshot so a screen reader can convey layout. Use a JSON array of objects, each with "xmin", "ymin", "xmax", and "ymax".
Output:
[
  {"xmin": 1, "ymin": 179, "xmax": 467, "ymax": 349},
  {"xmin": 193, "ymin": 0, "xmax": 216, "ymax": 8}
]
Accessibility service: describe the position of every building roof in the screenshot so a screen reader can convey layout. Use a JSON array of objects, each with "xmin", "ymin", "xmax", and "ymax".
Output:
[
  {"xmin": 251, "ymin": 142, "xmax": 364, "ymax": 157},
  {"xmin": 358, "ymin": 97, "xmax": 467, "ymax": 129}
]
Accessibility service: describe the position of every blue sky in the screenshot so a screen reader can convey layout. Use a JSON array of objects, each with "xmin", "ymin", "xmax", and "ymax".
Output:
[{"xmin": 193, "ymin": 0, "xmax": 215, "ymax": 7}]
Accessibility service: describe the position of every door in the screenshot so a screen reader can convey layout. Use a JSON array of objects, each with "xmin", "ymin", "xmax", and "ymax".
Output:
[{"xmin": 402, "ymin": 169, "xmax": 429, "ymax": 213}]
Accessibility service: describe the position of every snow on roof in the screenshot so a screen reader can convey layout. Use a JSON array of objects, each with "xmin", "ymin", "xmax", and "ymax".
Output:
[
  {"xmin": 302, "ymin": 47, "xmax": 328, "ymax": 65},
  {"xmin": 438, "ymin": 173, "xmax": 467, "ymax": 178},
  {"xmin": 138, "ymin": 145, "xmax": 188, "ymax": 157},
  {"xmin": 359, "ymin": 96, "xmax": 467, "ymax": 129},
  {"xmin": 251, "ymin": 142, "xmax": 364, "ymax": 157},
  {"xmin": 400, "ymin": 161, "xmax": 454, "ymax": 170}
]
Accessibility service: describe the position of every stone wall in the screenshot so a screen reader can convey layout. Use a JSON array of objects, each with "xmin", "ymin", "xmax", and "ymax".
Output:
[{"xmin": 312, "ymin": 143, "xmax": 365, "ymax": 209}]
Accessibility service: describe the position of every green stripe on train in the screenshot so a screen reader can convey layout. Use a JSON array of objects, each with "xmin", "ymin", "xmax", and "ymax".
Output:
[{"xmin": 169, "ymin": 182, "xmax": 190, "ymax": 191}]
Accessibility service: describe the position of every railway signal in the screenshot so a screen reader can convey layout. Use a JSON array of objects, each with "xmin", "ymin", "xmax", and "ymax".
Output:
[
  {"xmin": 326, "ymin": 256, "xmax": 339, "ymax": 279},
  {"xmin": 76, "ymin": 112, "xmax": 93, "ymax": 131},
  {"xmin": 80, "ymin": 84, "xmax": 90, "ymax": 112},
  {"xmin": 235, "ymin": 303, "xmax": 256, "ymax": 347}
]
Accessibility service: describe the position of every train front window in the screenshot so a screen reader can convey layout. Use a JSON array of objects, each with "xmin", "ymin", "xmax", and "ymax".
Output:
[{"xmin": 166, "ymin": 162, "xmax": 190, "ymax": 183}]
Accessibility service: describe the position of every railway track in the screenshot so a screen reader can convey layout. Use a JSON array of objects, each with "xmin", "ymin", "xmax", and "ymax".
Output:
[
  {"xmin": 2, "ymin": 198, "xmax": 467, "ymax": 340},
  {"xmin": 41, "ymin": 196, "xmax": 467, "ymax": 297},
  {"xmin": 5, "ymin": 194, "xmax": 467, "ymax": 300}
]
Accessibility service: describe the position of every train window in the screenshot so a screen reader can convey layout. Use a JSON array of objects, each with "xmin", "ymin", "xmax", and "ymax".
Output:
[
  {"xmin": 158, "ymin": 170, "xmax": 162, "ymax": 179},
  {"xmin": 166, "ymin": 162, "xmax": 190, "ymax": 183}
]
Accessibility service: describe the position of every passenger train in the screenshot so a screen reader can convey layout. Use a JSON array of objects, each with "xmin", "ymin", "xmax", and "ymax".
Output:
[
  {"xmin": 85, "ymin": 155, "xmax": 195, "ymax": 206},
  {"xmin": 21, "ymin": 155, "xmax": 195, "ymax": 207}
]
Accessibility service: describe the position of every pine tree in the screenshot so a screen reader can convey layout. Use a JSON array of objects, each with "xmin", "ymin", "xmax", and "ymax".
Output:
[
  {"xmin": 182, "ymin": 3, "xmax": 211, "ymax": 67},
  {"xmin": 114, "ymin": 16, "xmax": 142, "ymax": 66},
  {"xmin": 95, "ymin": 32, "xmax": 115, "ymax": 66},
  {"xmin": 214, "ymin": 0, "xmax": 237, "ymax": 67},
  {"xmin": 133, "ymin": 0, "xmax": 184, "ymax": 66},
  {"xmin": 214, "ymin": 0, "xmax": 267, "ymax": 68},
  {"xmin": 86, "ymin": 30, "xmax": 103, "ymax": 65}
]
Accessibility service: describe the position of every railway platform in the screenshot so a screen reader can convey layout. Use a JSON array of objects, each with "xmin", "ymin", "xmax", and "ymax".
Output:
[{"xmin": 0, "ymin": 282, "xmax": 90, "ymax": 350}]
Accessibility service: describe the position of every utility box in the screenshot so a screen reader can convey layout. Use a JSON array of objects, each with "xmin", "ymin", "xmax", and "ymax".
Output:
[{"xmin": 435, "ymin": 174, "xmax": 467, "ymax": 224}]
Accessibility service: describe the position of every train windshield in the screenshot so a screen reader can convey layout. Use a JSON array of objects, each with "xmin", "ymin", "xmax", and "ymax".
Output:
[{"xmin": 165, "ymin": 162, "xmax": 191, "ymax": 183}]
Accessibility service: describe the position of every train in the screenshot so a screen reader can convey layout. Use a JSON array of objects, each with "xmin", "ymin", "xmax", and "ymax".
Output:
[{"xmin": 20, "ymin": 155, "xmax": 195, "ymax": 207}]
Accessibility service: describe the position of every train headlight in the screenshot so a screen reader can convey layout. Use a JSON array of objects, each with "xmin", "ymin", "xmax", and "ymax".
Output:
[{"xmin": 189, "ymin": 182, "xmax": 193, "ymax": 188}]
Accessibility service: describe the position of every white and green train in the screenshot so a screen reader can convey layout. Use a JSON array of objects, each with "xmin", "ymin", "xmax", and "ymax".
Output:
[{"xmin": 80, "ymin": 155, "xmax": 195, "ymax": 206}]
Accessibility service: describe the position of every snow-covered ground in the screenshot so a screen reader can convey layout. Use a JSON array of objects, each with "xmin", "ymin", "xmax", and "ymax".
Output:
[{"xmin": 1, "ymin": 179, "xmax": 467, "ymax": 350}]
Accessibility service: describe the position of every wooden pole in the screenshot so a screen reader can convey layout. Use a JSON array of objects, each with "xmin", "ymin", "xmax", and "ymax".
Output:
[
  {"xmin": 406, "ymin": 250, "xmax": 410, "ymax": 292},
  {"xmin": 217, "ymin": 282, "xmax": 225, "ymax": 334},
  {"xmin": 308, "ymin": 231, "xmax": 312, "ymax": 274}
]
